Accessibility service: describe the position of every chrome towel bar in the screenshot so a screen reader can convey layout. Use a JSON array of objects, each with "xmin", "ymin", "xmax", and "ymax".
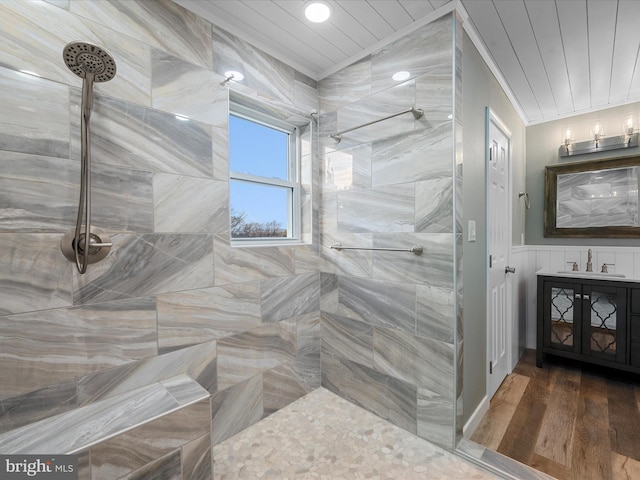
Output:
[
  {"xmin": 330, "ymin": 243, "xmax": 423, "ymax": 256},
  {"xmin": 329, "ymin": 107, "xmax": 424, "ymax": 143}
]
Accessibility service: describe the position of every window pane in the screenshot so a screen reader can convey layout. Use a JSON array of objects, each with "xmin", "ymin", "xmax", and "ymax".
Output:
[
  {"xmin": 229, "ymin": 115, "xmax": 288, "ymax": 180},
  {"xmin": 230, "ymin": 181, "xmax": 291, "ymax": 238}
]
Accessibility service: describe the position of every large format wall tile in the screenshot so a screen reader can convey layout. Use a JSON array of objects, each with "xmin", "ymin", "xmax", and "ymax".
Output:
[
  {"xmin": 371, "ymin": 15, "xmax": 452, "ymax": 94},
  {"xmin": 321, "ymin": 312, "xmax": 374, "ymax": 368},
  {"xmin": 0, "ymin": 380, "xmax": 77, "ymax": 435},
  {"xmin": 337, "ymin": 184, "xmax": 414, "ymax": 233},
  {"xmin": 372, "ymin": 233, "xmax": 454, "ymax": 286},
  {"xmin": 318, "ymin": 11, "xmax": 458, "ymax": 446},
  {"xmin": 213, "ymin": 235, "xmax": 295, "ymax": 284},
  {"xmin": 0, "ymin": 1, "xmax": 152, "ymax": 105},
  {"xmin": 292, "ymin": 312, "xmax": 321, "ymax": 392},
  {"xmin": 151, "ymin": 49, "xmax": 227, "ymax": 125},
  {"xmin": 320, "ymin": 233, "xmax": 374, "ymax": 277},
  {"xmin": 73, "ymin": 234, "xmax": 214, "ymax": 305},
  {"xmin": 90, "ymin": 399, "xmax": 210, "ymax": 479},
  {"xmin": 415, "ymin": 178, "xmax": 454, "ymax": 233},
  {"xmin": 70, "ymin": 0, "xmax": 213, "ymax": 70},
  {"xmin": 181, "ymin": 433, "xmax": 212, "ymax": 480},
  {"xmin": 416, "ymin": 284, "xmax": 455, "ymax": 343},
  {"xmin": 212, "ymin": 26, "xmax": 295, "ymax": 107},
  {"xmin": 260, "ymin": 273, "xmax": 320, "ymax": 323},
  {"xmin": 123, "ymin": 450, "xmax": 182, "ymax": 480},
  {"xmin": 0, "ymin": 298, "xmax": 157, "ymax": 398},
  {"xmin": 338, "ymin": 276, "xmax": 416, "ymax": 333},
  {"xmin": 84, "ymin": 163, "xmax": 155, "ymax": 234},
  {"xmin": 0, "ymin": 233, "xmax": 72, "ymax": 316},
  {"xmin": 211, "ymin": 375, "xmax": 263, "ymax": 446},
  {"xmin": 263, "ymin": 362, "xmax": 309, "ymax": 415},
  {"xmin": 336, "ymin": 80, "xmax": 417, "ymax": 145},
  {"xmin": 157, "ymin": 283, "xmax": 262, "ymax": 353},
  {"xmin": 322, "ymin": 354, "xmax": 417, "ymax": 434},
  {"xmin": 217, "ymin": 321, "xmax": 296, "ymax": 390},
  {"xmin": 415, "ymin": 64, "xmax": 454, "ymax": 125},
  {"xmin": 373, "ymin": 326, "xmax": 454, "ymax": 399},
  {"xmin": 153, "ymin": 173, "xmax": 226, "ymax": 234},
  {"xmin": 318, "ymin": 56, "xmax": 372, "ymax": 115},
  {"xmin": 0, "ymin": 151, "xmax": 154, "ymax": 234},
  {"xmin": 0, "ymin": 68, "xmax": 69, "ymax": 158},
  {"xmin": 0, "ymin": 153, "xmax": 76, "ymax": 233},
  {"xmin": 417, "ymin": 386, "xmax": 454, "ymax": 450},
  {"xmin": 372, "ymin": 125, "xmax": 453, "ymax": 186},
  {"xmin": 70, "ymin": 92, "xmax": 214, "ymax": 178},
  {"xmin": 77, "ymin": 341, "xmax": 217, "ymax": 404},
  {"xmin": 371, "ymin": 125, "xmax": 453, "ymax": 187},
  {"xmin": 323, "ymin": 143, "xmax": 372, "ymax": 192}
]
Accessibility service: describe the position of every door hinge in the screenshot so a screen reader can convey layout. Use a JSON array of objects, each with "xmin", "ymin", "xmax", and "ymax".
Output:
[{"xmin": 490, "ymin": 361, "xmax": 493, "ymax": 374}]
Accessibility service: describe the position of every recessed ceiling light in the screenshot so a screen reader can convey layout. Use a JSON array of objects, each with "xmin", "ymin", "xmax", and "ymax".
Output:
[
  {"xmin": 224, "ymin": 70, "xmax": 245, "ymax": 82},
  {"xmin": 392, "ymin": 71, "xmax": 411, "ymax": 82},
  {"xmin": 305, "ymin": 2, "xmax": 331, "ymax": 23}
]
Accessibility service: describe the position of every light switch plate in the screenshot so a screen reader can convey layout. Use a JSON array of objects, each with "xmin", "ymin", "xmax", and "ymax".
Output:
[{"xmin": 468, "ymin": 220, "xmax": 476, "ymax": 242}]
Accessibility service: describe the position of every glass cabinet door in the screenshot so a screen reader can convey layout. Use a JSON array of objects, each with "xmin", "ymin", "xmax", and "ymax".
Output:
[
  {"xmin": 549, "ymin": 285, "xmax": 578, "ymax": 350},
  {"xmin": 584, "ymin": 286, "xmax": 625, "ymax": 362}
]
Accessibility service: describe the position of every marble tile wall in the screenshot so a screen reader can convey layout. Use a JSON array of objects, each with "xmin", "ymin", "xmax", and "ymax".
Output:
[
  {"xmin": 0, "ymin": 0, "xmax": 320, "ymax": 471},
  {"xmin": 318, "ymin": 12, "xmax": 460, "ymax": 451},
  {"xmin": 2, "ymin": 0, "xmax": 464, "ymax": 468}
]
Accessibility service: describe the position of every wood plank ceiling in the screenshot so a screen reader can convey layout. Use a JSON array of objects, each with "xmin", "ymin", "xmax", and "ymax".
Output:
[{"xmin": 175, "ymin": 0, "xmax": 640, "ymax": 126}]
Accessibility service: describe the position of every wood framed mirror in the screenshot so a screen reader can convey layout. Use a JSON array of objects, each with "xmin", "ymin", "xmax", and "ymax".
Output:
[{"xmin": 544, "ymin": 155, "xmax": 640, "ymax": 237}]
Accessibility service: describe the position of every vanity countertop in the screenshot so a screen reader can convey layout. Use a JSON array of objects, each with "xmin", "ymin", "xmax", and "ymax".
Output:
[{"xmin": 536, "ymin": 270, "xmax": 640, "ymax": 283}]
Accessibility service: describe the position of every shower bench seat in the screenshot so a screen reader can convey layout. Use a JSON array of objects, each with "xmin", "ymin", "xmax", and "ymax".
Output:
[{"xmin": 0, "ymin": 374, "xmax": 210, "ymax": 454}]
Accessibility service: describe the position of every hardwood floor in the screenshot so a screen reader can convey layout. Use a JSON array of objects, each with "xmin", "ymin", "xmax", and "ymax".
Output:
[{"xmin": 471, "ymin": 349, "xmax": 640, "ymax": 480}]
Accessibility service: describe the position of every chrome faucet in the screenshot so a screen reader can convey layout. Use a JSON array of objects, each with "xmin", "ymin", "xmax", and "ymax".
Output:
[{"xmin": 586, "ymin": 249, "xmax": 593, "ymax": 272}]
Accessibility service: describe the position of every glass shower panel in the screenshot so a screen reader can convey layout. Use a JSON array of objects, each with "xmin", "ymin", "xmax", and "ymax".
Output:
[{"xmin": 550, "ymin": 287, "xmax": 576, "ymax": 347}]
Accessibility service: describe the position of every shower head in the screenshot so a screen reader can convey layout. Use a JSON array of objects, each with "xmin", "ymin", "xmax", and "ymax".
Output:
[{"xmin": 63, "ymin": 42, "xmax": 117, "ymax": 82}]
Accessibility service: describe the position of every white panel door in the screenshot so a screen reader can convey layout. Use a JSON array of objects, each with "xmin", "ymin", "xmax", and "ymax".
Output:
[{"xmin": 487, "ymin": 109, "xmax": 513, "ymax": 399}]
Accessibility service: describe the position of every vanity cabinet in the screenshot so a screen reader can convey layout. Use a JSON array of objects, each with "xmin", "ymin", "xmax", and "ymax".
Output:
[
  {"xmin": 536, "ymin": 275, "xmax": 638, "ymax": 373},
  {"xmin": 629, "ymin": 290, "xmax": 640, "ymax": 368}
]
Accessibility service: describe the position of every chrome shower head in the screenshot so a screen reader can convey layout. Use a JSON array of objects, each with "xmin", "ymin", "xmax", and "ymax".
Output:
[{"xmin": 63, "ymin": 42, "xmax": 117, "ymax": 82}]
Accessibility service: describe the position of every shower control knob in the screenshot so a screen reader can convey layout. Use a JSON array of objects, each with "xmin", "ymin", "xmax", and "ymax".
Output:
[{"xmin": 61, "ymin": 225, "xmax": 112, "ymax": 268}]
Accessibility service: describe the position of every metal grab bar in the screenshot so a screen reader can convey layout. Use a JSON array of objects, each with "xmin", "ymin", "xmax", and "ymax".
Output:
[
  {"xmin": 329, "ymin": 107, "xmax": 424, "ymax": 143},
  {"xmin": 330, "ymin": 243, "xmax": 423, "ymax": 256}
]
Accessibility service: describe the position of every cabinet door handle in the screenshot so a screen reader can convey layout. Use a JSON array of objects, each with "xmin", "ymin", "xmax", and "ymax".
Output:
[
  {"xmin": 583, "ymin": 294, "xmax": 590, "ymax": 301},
  {"xmin": 575, "ymin": 293, "xmax": 582, "ymax": 299}
]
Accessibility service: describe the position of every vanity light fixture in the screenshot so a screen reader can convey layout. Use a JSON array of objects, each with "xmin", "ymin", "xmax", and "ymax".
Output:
[
  {"xmin": 625, "ymin": 114, "xmax": 636, "ymax": 135},
  {"xmin": 591, "ymin": 120, "xmax": 604, "ymax": 142},
  {"xmin": 304, "ymin": 1, "xmax": 331, "ymax": 23},
  {"xmin": 559, "ymin": 117, "xmax": 639, "ymax": 158}
]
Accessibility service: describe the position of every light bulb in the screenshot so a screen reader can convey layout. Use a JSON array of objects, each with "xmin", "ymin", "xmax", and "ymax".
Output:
[{"xmin": 625, "ymin": 115, "xmax": 635, "ymax": 135}]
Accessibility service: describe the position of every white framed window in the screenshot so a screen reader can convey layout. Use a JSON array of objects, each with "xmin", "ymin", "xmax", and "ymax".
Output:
[{"xmin": 229, "ymin": 97, "xmax": 301, "ymax": 244}]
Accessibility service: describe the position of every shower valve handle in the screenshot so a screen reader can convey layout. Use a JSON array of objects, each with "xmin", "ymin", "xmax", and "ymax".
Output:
[{"xmin": 91, "ymin": 241, "xmax": 113, "ymax": 248}]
